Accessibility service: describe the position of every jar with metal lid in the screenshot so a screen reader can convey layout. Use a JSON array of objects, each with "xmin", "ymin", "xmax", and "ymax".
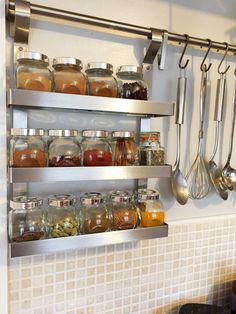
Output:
[
  {"xmin": 139, "ymin": 132, "xmax": 165, "ymax": 165},
  {"xmin": 10, "ymin": 128, "xmax": 47, "ymax": 167},
  {"xmin": 85, "ymin": 62, "xmax": 118, "ymax": 97},
  {"xmin": 8, "ymin": 196, "xmax": 45, "ymax": 242},
  {"xmin": 111, "ymin": 131, "xmax": 138, "ymax": 166},
  {"xmin": 81, "ymin": 130, "xmax": 113, "ymax": 166},
  {"xmin": 48, "ymin": 129, "xmax": 81, "ymax": 167},
  {"xmin": 137, "ymin": 189, "xmax": 165, "ymax": 227},
  {"xmin": 16, "ymin": 51, "xmax": 52, "ymax": 91},
  {"xmin": 52, "ymin": 57, "xmax": 87, "ymax": 94},
  {"xmin": 46, "ymin": 194, "xmax": 79, "ymax": 238},
  {"xmin": 80, "ymin": 192, "xmax": 111, "ymax": 234},
  {"xmin": 110, "ymin": 190, "xmax": 139, "ymax": 230},
  {"xmin": 116, "ymin": 65, "xmax": 148, "ymax": 100}
]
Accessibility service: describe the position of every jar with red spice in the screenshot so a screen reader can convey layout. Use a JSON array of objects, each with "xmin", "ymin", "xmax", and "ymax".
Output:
[
  {"xmin": 81, "ymin": 130, "xmax": 113, "ymax": 166},
  {"xmin": 80, "ymin": 192, "xmax": 111, "ymax": 234},
  {"xmin": 10, "ymin": 128, "xmax": 47, "ymax": 167},
  {"xmin": 85, "ymin": 62, "xmax": 118, "ymax": 97},
  {"xmin": 109, "ymin": 190, "xmax": 139, "ymax": 230},
  {"xmin": 48, "ymin": 129, "xmax": 81, "ymax": 167},
  {"xmin": 52, "ymin": 57, "xmax": 87, "ymax": 94}
]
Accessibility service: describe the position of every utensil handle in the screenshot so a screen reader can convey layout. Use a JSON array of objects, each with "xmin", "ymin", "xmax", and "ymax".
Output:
[
  {"xmin": 176, "ymin": 76, "xmax": 187, "ymax": 125},
  {"xmin": 214, "ymin": 74, "xmax": 226, "ymax": 122},
  {"xmin": 199, "ymin": 70, "xmax": 208, "ymax": 138},
  {"xmin": 228, "ymin": 81, "xmax": 236, "ymax": 160}
]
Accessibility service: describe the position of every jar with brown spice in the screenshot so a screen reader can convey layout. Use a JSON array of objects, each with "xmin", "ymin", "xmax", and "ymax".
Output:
[
  {"xmin": 16, "ymin": 51, "xmax": 52, "ymax": 91},
  {"xmin": 110, "ymin": 190, "xmax": 139, "ymax": 230},
  {"xmin": 139, "ymin": 132, "xmax": 165, "ymax": 166},
  {"xmin": 8, "ymin": 196, "xmax": 45, "ymax": 242},
  {"xmin": 85, "ymin": 62, "xmax": 118, "ymax": 97},
  {"xmin": 81, "ymin": 130, "xmax": 113, "ymax": 166},
  {"xmin": 52, "ymin": 57, "xmax": 87, "ymax": 94},
  {"xmin": 111, "ymin": 131, "xmax": 138, "ymax": 166},
  {"xmin": 137, "ymin": 189, "xmax": 165, "ymax": 227},
  {"xmin": 46, "ymin": 194, "xmax": 79, "ymax": 238},
  {"xmin": 48, "ymin": 129, "xmax": 81, "ymax": 167},
  {"xmin": 80, "ymin": 192, "xmax": 111, "ymax": 234},
  {"xmin": 116, "ymin": 65, "xmax": 148, "ymax": 100},
  {"xmin": 10, "ymin": 128, "xmax": 47, "ymax": 167}
]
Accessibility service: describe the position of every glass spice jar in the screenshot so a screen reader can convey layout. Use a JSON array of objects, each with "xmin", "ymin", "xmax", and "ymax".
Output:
[
  {"xmin": 52, "ymin": 57, "xmax": 87, "ymax": 94},
  {"xmin": 16, "ymin": 51, "xmax": 52, "ymax": 91},
  {"xmin": 139, "ymin": 132, "xmax": 165, "ymax": 165},
  {"xmin": 48, "ymin": 129, "xmax": 81, "ymax": 167},
  {"xmin": 85, "ymin": 62, "xmax": 118, "ymax": 97},
  {"xmin": 10, "ymin": 128, "xmax": 47, "ymax": 167},
  {"xmin": 137, "ymin": 189, "xmax": 165, "ymax": 227},
  {"xmin": 81, "ymin": 130, "xmax": 113, "ymax": 166},
  {"xmin": 116, "ymin": 65, "xmax": 148, "ymax": 100},
  {"xmin": 111, "ymin": 131, "xmax": 138, "ymax": 166},
  {"xmin": 8, "ymin": 196, "xmax": 45, "ymax": 242},
  {"xmin": 110, "ymin": 190, "xmax": 139, "ymax": 230},
  {"xmin": 80, "ymin": 192, "xmax": 111, "ymax": 234},
  {"xmin": 46, "ymin": 194, "xmax": 79, "ymax": 238}
]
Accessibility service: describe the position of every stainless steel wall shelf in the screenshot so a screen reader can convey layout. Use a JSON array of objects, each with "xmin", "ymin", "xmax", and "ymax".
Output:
[
  {"xmin": 8, "ymin": 88, "xmax": 174, "ymax": 117},
  {"xmin": 9, "ymin": 165, "xmax": 172, "ymax": 183},
  {"xmin": 9, "ymin": 224, "xmax": 168, "ymax": 258}
]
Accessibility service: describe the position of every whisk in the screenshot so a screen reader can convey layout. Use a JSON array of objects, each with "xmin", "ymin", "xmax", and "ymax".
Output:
[{"xmin": 186, "ymin": 66, "xmax": 210, "ymax": 199}]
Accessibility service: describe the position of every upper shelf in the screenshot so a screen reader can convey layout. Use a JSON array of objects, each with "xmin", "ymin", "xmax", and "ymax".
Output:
[{"xmin": 8, "ymin": 88, "xmax": 174, "ymax": 117}]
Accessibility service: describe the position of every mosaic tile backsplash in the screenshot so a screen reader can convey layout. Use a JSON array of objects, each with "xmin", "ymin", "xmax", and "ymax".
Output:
[{"xmin": 8, "ymin": 216, "xmax": 236, "ymax": 314}]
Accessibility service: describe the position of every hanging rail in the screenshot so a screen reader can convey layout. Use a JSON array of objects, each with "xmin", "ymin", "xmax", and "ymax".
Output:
[{"xmin": 7, "ymin": 0, "xmax": 236, "ymax": 56}]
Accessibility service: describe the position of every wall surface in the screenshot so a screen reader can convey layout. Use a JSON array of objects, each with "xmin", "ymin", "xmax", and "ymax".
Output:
[{"xmin": 4, "ymin": 0, "xmax": 236, "ymax": 313}]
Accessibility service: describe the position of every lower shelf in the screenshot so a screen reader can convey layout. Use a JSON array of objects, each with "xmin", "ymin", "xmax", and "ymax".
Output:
[{"xmin": 9, "ymin": 224, "xmax": 168, "ymax": 258}]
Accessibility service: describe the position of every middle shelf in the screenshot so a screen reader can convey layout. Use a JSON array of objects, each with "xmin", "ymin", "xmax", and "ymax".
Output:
[{"xmin": 9, "ymin": 165, "xmax": 172, "ymax": 183}]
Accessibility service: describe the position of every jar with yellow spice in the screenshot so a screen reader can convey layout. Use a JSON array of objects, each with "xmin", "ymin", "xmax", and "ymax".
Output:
[
  {"xmin": 137, "ymin": 189, "xmax": 165, "ymax": 227},
  {"xmin": 16, "ymin": 51, "xmax": 52, "ymax": 92}
]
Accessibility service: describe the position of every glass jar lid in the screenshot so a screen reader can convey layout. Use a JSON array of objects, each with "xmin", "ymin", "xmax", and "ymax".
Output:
[
  {"xmin": 110, "ymin": 190, "xmax": 133, "ymax": 203},
  {"xmin": 10, "ymin": 196, "xmax": 43, "ymax": 210},
  {"xmin": 82, "ymin": 130, "xmax": 109, "ymax": 138},
  {"xmin": 48, "ymin": 194, "xmax": 75, "ymax": 207},
  {"xmin": 140, "ymin": 132, "xmax": 160, "ymax": 141},
  {"xmin": 11, "ymin": 128, "xmax": 45, "ymax": 136},
  {"xmin": 48, "ymin": 129, "xmax": 78, "ymax": 137},
  {"xmin": 81, "ymin": 192, "xmax": 105, "ymax": 205},
  {"xmin": 138, "ymin": 189, "xmax": 160, "ymax": 201},
  {"xmin": 52, "ymin": 57, "xmax": 83, "ymax": 69},
  {"xmin": 17, "ymin": 51, "xmax": 49, "ymax": 65},
  {"xmin": 86, "ymin": 62, "xmax": 113, "ymax": 73},
  {"xmin": 116, "ymin": 65, "xmax": 143, "ymax": 75},
  {"xmin": 112, "ymin": 131, "xmax": 135, "ymax": 138}
]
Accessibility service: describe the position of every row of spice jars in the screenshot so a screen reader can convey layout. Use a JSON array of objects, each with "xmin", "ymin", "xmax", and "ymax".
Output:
[
  {"xmin": 10, "ymin": 128, "xmax": 165, "ymax": 167},
  {"xmin": 16, "ymin": 51, "xmax": 148, "ymax": 100},
  {"xmin": 8, "ymin": 189, "xmax": 165, "ymax": 242}
]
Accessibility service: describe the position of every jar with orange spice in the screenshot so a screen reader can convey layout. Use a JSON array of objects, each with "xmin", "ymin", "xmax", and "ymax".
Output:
[
  {"xmin": 16, "ymin": 51, "xmax": 52, "ymax": 92},
  {"xmin": 137, "ymin": 189, "xmax": 165, "ymax": 227},
  {"xmin": 10, "ymin": 128, "xmax": 47, "ymax": 167},
  {"xmin": 85, "ymin": 62, "xmax": 118, "ymax": 97},
  {"xmin": 52, "ymin": 57, "xmax": 87, "ymax": 94}
]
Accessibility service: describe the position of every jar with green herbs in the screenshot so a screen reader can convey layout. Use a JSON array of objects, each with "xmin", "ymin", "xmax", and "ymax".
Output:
[
  {"xmin": 9, "ymin": 196, "xmax": 45, "ymax": 242},
  {"xmin": 46, "ymin": 194, "xmax": 79, "ymax": 238},
  {"xmin": 139, "ymin": 132, "xmax": 165, "ymax": 165},
  {"xmin": 80, "ymin": 192, "xmax": 111, "ymax": 234}
]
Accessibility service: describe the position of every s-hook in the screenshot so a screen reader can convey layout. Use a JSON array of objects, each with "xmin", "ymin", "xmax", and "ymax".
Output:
[
  {"xmin": 200, "ymin": 39, "xmax": 212, "ymax": 72},
  {"xmin": 179, "ymin": 34, "xmax": 190, "ymax": 69},
  {"xmin": 217, "ymin": 42, "xmax": 230, "ymax": 75}
]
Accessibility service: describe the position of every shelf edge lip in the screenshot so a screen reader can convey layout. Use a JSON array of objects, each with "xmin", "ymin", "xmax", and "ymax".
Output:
[
  {"xmin": 9, "ymin": 224, "xmax": 168, "ymax": 258},
  {"xmin": 9, "ymin": 165, "xmax": 172, "ymax": 182},
  {"xmin": 8, "ymin": 88, "xmax": 174, "ymax": 117}
]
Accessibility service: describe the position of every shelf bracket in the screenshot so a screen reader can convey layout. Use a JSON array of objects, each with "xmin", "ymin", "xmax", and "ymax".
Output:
[{"xmin": 143, "ymin": 28, "xmax": 168, "ymax": 70}]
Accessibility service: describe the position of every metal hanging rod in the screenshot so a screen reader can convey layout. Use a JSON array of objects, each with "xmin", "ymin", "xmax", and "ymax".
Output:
[{"xmin": 8, "ymin": 0, "xmax": 236, "ymax": 56}]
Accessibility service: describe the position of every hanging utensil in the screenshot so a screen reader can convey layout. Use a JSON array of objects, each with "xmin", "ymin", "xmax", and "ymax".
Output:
[
  {"xmin": 171, "ymin": 35, "xmax": 189, "ymax": 205},
  {"xmin": 222, "ymin": 69, "xmax": 236, "ymax": 189},
  {"xmin": 186, "ymin": 39, "xmax": 212, "ymax": 199}
]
